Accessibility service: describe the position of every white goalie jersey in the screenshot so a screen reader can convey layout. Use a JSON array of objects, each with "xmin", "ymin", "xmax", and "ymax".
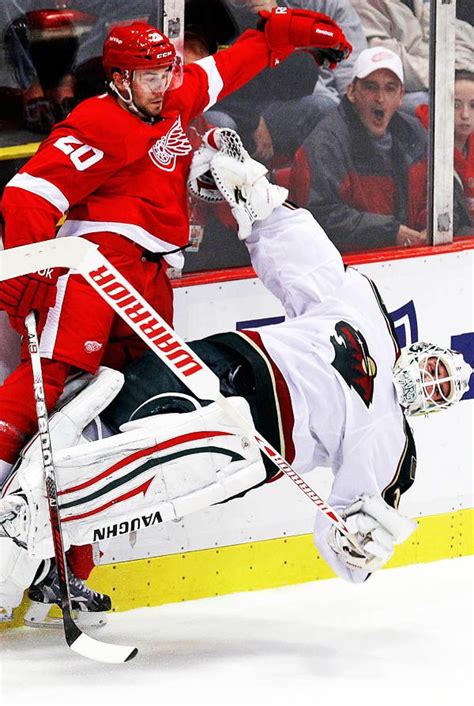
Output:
[{"xmin": 239, "ymin": 205, "xmax": 416, "ymax": 582}]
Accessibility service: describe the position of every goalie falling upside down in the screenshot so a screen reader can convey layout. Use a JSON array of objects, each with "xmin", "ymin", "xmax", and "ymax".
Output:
[{"xmin": 0, "ymin": 130, "xmax": 471, "ymax": 626}]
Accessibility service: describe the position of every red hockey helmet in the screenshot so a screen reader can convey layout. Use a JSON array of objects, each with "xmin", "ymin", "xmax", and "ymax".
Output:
[{"xmin": 103, "ymin": 21, "xmax": 180, "ymax": 86}]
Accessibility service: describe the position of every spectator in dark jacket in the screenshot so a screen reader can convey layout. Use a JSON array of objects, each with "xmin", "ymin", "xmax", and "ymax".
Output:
[{"xmin": 303, "ymin": 46, "xmax": 428, "ymax": 251}]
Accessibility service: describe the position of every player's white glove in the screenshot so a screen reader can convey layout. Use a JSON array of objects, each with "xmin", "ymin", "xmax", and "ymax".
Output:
[{"xmin": 327, "ymin": 494, "xmax": 417, "ymax": 573}]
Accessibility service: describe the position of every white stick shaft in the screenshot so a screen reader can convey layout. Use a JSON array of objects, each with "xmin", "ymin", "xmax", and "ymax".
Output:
[
  {"xmin": 24, "ymin": 311, "xmax": 73, "ymax": 608},
  {"xmin": 24, "ymin": 312, "xmax": 138, "ymax": 663},
  {"xmin": 23, "ymin": 311, "xmax": 138, "ymax": 663}
]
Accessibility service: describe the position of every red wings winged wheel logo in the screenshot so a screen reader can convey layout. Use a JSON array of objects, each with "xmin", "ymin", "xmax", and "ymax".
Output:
[{"xmin": 148, "ymin": 116, "xmax": 192, "ymax": 172}]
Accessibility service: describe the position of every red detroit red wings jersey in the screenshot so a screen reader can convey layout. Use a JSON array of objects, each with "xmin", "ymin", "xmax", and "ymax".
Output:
[{"xmin": 3, "ymin": 30, "xmax": 272, "ymax": 263}]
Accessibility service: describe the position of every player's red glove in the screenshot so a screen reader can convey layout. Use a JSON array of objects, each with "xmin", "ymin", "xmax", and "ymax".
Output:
[
  {"xmin": 0, "ymin": 268, "xmax": 60, "ymax": 333},
  {"xmin": 258, "ymin": 8, "xmax": 352, "ymax": 68}
]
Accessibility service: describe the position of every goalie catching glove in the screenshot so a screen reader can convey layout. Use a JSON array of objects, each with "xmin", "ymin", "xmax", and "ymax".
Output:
[
  {"xmin": 258, "ymin": 7, "xmax": 352, "ymax": 68},
  {"xmin": 188, "ymin": 128, "xmax": 288, "ymax": 239},
  {"xmin": 187, "ymin": 128, "xmax": 245, "ymax": 203},
  {"xmin": 327, "ymin": 495, "xmax": 417, "ymax": 573}
]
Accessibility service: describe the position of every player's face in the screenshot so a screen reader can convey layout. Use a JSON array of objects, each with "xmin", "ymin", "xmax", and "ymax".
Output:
[
  {"xmin": 421, "ymin": 357, "xmax": 451, "ymax": 404},
  {"xmin": 347, "ymin": 70, "xmax": 404, "ymax": 138},
  {"xmin": 454, "ymin": 79, "xmax": 474, "ymax": 147},
  {"xmin": 131, "ymin": 67, "xmax": 173, "ymax": 117}
]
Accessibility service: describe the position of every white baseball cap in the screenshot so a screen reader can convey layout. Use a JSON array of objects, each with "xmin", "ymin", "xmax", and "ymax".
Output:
[{"xmin": 353, "ymin": 47, "xmax": 404, "ymax": 85}]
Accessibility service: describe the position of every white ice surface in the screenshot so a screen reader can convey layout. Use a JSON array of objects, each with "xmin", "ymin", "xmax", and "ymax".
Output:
[{"xmin": 1, "ymin": 556, "xmax": 473, "ymax": 706}]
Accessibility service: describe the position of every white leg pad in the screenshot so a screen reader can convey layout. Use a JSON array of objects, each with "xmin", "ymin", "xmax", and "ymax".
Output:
[{"xmin": 11, "ymin": 397, "xmax": 266, "ymax": 553}]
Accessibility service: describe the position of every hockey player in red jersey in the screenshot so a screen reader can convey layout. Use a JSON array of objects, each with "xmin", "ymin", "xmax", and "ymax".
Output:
[{"xmin": 0, "ymin": 10, "xmax": 352, "ymax": 622}]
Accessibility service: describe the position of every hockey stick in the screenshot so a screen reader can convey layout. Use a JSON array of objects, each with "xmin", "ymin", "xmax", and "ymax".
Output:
[
  {"xmin": 2, "ymin": 239, "xmax": 358, "ymax": 546},
  {"xmin": 24, "ymin": 311, "xmax": 137, "ymax": 664}
]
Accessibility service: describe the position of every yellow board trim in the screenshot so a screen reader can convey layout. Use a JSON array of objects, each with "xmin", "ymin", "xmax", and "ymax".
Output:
[
  {"xmin": 2, "ymin": 508, "xmax": 472, "ymax": 629},
  {"xmin": 0, "ymin": 142, "xmax": 40, "ymax": 162}
]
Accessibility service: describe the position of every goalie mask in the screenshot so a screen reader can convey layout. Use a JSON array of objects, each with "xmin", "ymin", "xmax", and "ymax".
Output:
[{"xmin": 393, "ymin": 342, "xmax": 472, "ymax": 416}]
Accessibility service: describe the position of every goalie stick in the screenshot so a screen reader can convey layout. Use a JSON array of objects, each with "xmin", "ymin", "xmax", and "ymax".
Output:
[
  {"xmin": 1, "ymin": 238, "xmax": 361, "ymax": 549},
  {"xmin": 24, "ymin": 311, "xmax": 138, "ymax": 664}
]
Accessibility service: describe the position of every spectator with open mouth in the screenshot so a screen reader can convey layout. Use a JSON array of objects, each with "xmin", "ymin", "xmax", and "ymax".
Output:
[{"xmin": 301, "ymin": 46, "xmax": 429, "ymax": 252}]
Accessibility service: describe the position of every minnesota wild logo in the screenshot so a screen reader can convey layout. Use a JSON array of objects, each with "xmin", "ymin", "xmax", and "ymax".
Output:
[{"xmin": 331, "ymin": 321, "xmax": 377, "ymax": 407}]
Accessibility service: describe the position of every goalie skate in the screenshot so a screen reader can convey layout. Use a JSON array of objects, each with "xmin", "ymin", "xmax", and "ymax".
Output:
[{"xmin": 24, "ymin": 559, "xmax": 111, "ymax": 629}]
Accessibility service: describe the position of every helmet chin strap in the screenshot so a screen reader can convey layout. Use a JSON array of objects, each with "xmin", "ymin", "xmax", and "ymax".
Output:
[{"xmin": 109, "ymin": 70, "xmax": 155, "ymax": 123}]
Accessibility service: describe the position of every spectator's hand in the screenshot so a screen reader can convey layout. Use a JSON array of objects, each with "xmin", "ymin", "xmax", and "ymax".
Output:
[
  {"xmin": 243, "ymin": 0, "xmax": 277, "ymax": 13},
  {"xmin": 252, "ymin": 116, "xmax": 274, "ymax": 162},
  {"xmin": 55, "ymin": 97, "xmax": 78, "ymax": 122},
  {"xmin": 396, "ymin": 225, "xmax": 428, "ymax": 248},
  {"xmin": 23, "ymin": 98, "xmax": 56, "ymax": 134}
]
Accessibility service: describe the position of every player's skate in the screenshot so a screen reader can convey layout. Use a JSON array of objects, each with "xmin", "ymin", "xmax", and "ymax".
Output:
[{"xmin": 25, "ymin": 558, "xmax": 111, "ymax": 629}]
